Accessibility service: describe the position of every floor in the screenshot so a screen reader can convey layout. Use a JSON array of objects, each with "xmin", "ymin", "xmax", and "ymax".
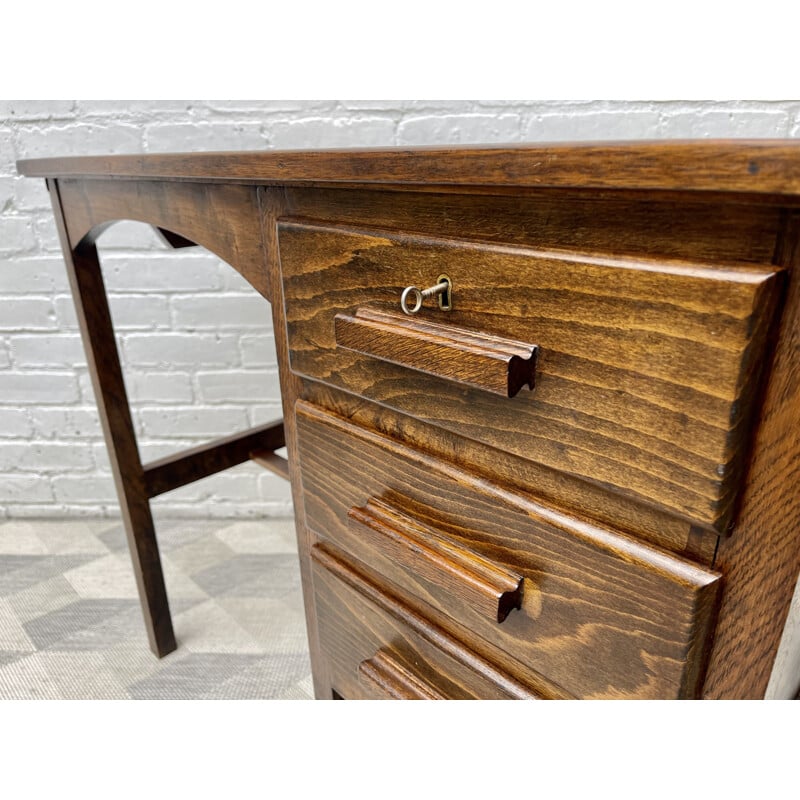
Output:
[{"xmin": 0, "ymin": 517, "xmax": 313, "ymax": 699}]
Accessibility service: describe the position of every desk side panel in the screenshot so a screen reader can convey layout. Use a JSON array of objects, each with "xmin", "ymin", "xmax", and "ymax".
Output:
[{"xmin": 704, "ymin": 211, "xmax": 800, "ymax": 698}]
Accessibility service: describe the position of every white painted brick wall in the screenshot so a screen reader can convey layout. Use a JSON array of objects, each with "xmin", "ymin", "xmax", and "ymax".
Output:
[{"xmin": 2, "ymin": 100, "xmax": 800, "ymax": 519}]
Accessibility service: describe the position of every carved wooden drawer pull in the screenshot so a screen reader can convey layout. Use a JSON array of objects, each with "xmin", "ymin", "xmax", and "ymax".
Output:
[
  {"xmin": 335, "ymin": 307, "xmax": 538, "ymax": 398},
  {"xmin": 358, "ymin": 650, "xmax": 445, "ymax": 699},
  {"xmin": 347, "ymin": 497, "xmax": 524, "ymax": 624}
]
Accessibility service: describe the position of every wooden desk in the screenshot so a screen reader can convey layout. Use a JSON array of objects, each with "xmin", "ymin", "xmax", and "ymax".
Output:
[{"xmin": 18, "ymin": 143, "xmax": 800, "ymax": 699}]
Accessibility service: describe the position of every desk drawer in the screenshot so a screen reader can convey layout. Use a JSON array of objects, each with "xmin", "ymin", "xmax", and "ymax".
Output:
[
  {"xmin": 278, "ymin": 219, "xmax": 782, "ymax": 532},
  {"xmin": 311, "ymin": 542, "xmax": 542, "ymax": 699},
  {"xmin": 297, "ymin": 401, "xmax": 721, "ymax": 699}
]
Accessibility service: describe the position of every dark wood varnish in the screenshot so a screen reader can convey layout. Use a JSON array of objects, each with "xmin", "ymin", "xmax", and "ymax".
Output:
[
  {"xmin": 26, "ymin": 143, "xmax": 800, "ymax": 699},
  {"xmin": 250, "ymin": 448, "xmax": 290, "ymax": 481},
  {"xmin": 312, "ymin": 543, "xmax": 545, "ymax": 700},
  {"xmin": 348, "ymin": 498, "xmax": 523, "ymax": 624},
  {"xmin": 702, "ymin": 211, "xmax": 800, "ymax": 698},
  {"xmin": 20, "ymin": 140, "xmax": 800, "ymax": 197},
  {"xmin": 283, "ymin": 187, "xmax": 784, "ymax": 265},
  {"xmin": 297, "ymin": 401, "xmax": 721, "ymax": 699},
  {"xmin": 302, "ymin": 380, "xmax": 716, "ymax": 560},
  {"xmin": 357, "ymin": 650, "xmax": 447, "ymax": 699},
  {"xmin": 144, "ymin": 421, "xmax": 285, "ymax": 498},
  {"xmin": 259, "ymin": 187, "xmax": 333, "ymax": 698},
  {"xmin": 56, "ymin": 179, "xmax": 269, "ymax": 298},
  {"xmin": 47, "ymin": 179, "xmax": 176, "ymax": 658},
  {"xmin": 335, "ymin": 307, "xmax": 538, "ymax": 398},
  {"xmin": 280, "ymin": 219, "xmax": 782, "ymax": 533}
]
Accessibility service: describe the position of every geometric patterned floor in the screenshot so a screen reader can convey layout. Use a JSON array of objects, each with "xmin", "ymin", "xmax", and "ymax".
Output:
[{"xmin": 0, "ymin": 517, "xmax": 313, "ymax": 699}]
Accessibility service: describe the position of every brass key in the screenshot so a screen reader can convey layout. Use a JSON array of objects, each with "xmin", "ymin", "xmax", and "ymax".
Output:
[{"xmin": 400, "ymin": 274, "xmax": 453, "ymax": 315}]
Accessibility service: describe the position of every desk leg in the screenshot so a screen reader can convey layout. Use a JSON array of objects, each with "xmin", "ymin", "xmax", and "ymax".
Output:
[{"xmin": 49, "ymin": 180, "xmax": 177, "ymax": 658}]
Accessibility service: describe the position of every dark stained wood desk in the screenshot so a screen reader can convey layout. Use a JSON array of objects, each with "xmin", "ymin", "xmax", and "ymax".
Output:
[{"xmin": 18, "ymin": 143, "xmax": 800, "ymax": 698}]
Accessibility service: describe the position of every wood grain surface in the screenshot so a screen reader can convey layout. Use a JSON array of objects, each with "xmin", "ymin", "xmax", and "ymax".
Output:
[
  {"xmin": 283, "ymin": 187, "xmax": 785, "ymax": 265},
  {"xmin": 357, "ymin": 649, "xmax": 447, "ymax": 699},
  {"xmin": 335, "ymin": 307, "xmax": 538, "ymax": 397},
  {"xmin": 48, "ymin": 179, "xmax": 176, "ymax": 658},
  {"xmin": 348, "ymin": 498, "xmax": 523, "ymax": 624},
  {"xmin": 285, "ymin": 183, "xmax": 759, "ymax": 559},
  {"xmin": 280, "ymin": 220, "xmax": 783, "ymax": 532},
  {"xmin": 33, "ymin": 145, "xmax": 800, "ymax": 699},
  {"xmin": 312, "ymin": 543, "xmax": 545, "ymax": 699},
  {"xmin": 297, "ymin": 401, "xmax": 721, "ymax": 699},
  {"xmin": 258, "ymin": 187, "xmax": 332, "ymax": 698},
  {"xmin": 250, "ymin": 449, "xmax": 290, "ymax": 481},
  {"xmin": 143, "ymin": 420, "xmax": 285, "ymax": 498},
  {"xmin": 703, "ymin": 211, "xmax": 800, "ymax": 698},
  {"xmin": 19, "ymin": 141, "xmax": 800, "ymax": 197},
  {"xmin": 56, "ymin": 179, "xmax": 269, "ymax": 298},
  {"xmin": 303, "ymin": 381, "xmax": 717, "ymax": 561}
]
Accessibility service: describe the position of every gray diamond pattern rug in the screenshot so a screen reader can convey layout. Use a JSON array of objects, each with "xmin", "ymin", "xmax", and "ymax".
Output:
[{"xmin": 0, "ymin": 518, "xmax": 313, "ymax": 699}]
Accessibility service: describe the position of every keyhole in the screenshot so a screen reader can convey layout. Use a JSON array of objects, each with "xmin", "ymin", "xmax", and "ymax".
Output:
[{"xmin": 437, "ymin": 274, "xmax": 453, "ymax": 311}]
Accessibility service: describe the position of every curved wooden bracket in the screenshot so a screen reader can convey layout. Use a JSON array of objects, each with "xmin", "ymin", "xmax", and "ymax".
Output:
[{"xmin": 55, "ymin": 178, "xmax": 270, "ymax": 300}]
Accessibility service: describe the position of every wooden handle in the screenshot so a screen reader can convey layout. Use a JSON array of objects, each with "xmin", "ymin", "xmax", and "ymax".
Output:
[
  {"xmin": 335, "ymin": 307, "xmax": 538, "ymax": 398},
  {"xmin": 348, "ymin": 498, "xmax": 523, "ymax": 623},
  {"xmin": 358, "ymin": 650, "xmax": 445, "ymax": 700}
]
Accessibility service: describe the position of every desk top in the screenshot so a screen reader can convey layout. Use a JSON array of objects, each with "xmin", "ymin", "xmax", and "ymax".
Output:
[{"xmin": 17, "ymin": 140, "xmax": 800, "ymax": 197}]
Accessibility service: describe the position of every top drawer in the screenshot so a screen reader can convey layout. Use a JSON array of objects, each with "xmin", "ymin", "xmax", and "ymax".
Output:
[{"xmin": 277, "ymin": 219, "xmax": 783, "ymax": 532}]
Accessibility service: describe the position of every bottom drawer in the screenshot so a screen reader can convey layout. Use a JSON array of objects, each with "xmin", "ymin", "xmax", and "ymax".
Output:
[{"xmin": 311, "ymin": 543, "xmax": 546, "ymax": 699}]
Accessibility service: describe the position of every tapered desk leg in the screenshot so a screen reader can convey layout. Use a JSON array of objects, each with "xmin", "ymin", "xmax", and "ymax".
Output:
[{"xmin": 48, "ymin": 180, "xmax": 177, "ymax": 658}]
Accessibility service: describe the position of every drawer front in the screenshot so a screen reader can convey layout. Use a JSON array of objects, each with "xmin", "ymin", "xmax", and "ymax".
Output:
[
  {"xmin": 311, "ymin": 543, "xmax": 542, "ymax": 700},
  {"xmin": 297, "ymin": 401, "xmax": 721, "ymax": 699},
  {"xmin": 278, "ymin": 219, "xmax": 782, "ymax": 532}
]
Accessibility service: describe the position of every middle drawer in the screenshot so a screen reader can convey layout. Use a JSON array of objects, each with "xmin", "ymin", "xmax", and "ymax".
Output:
[{"xmin": 296, "ymin": 400, "xmax": 721, "ymax": 699}]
